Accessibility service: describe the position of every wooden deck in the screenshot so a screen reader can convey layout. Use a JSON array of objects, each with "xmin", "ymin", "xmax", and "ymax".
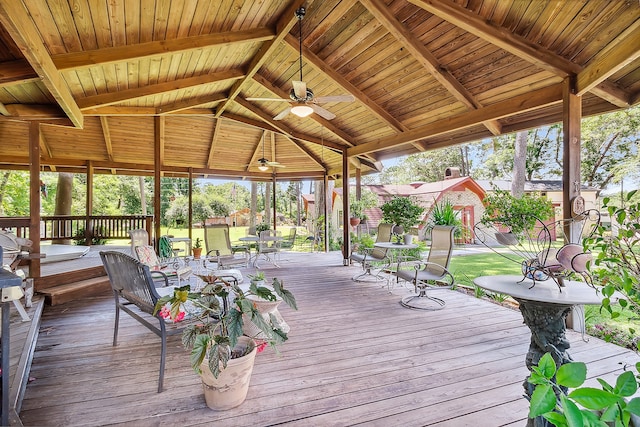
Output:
[{"xmin": 18, "ymin": 251, "xmax": 640, "ymax": 426}]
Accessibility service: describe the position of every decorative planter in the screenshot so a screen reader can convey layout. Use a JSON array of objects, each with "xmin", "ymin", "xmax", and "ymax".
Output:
[
  {"xmin": 350, "ymin": 217, "xmax": 361, "ymax": 227},
  {"xmin": 403, "ymin": 234, "xmax": 413, "ymax": 245},
  {"xmin": 242, "ymin": 294, "xmax": 290, "ymax": 338},
  {"xmin": 199, "ymin": 336, "xmax": 257, "ymax": 410},
  {"xmin": 192, "ymin": 247, "xmax": 203, "ymax": 259},
  {"xmin": 495, "ymin": 232, "xmax": 518, "ymax": 246}
]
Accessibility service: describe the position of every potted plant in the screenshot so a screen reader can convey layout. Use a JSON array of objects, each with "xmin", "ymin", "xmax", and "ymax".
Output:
[
  {"xmin": 192, "ymin": 237, "xmax": 203, "ymax": 259},
  {"xmin": 380, "ymin": 196, "xmax": 425, "ymax": 244},
  {"xmin": 349, "ymin": 199, "xmax": 365, "ymax": 227},
  {"xmin": 248, "ymin": 271, "xmax": 265, "ymax": 286},
  {"xmin": 256, "ymin": 222, "xmax": 270, "ymax": 235},
  {"xmin": 154, "ymin": 275, "xmax": 297, "ymax": 410},
  {"xmin": 480, "ymin": 188, "xmax": 554, "ymax": 240}
]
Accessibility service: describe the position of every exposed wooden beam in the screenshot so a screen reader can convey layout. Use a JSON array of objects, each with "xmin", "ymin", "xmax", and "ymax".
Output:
[
  {"xmin": 284, "ymin": 135, "xmax": 328, "ymax": 170},
  {"xmin": 215, "ymin": 0, "xmax": 308, "ymax": 117},
  {"xmin": 347, "ymin": 84, "xmax": 563, "ymax": 156},
  {"xmin": 39, "ymin": 132, "xmax": 53, "ymax": 159},
  {"xmin": 0, "ymin": 2, "xmax": 83, "ymax": 128},
  {"xmin": 206, "ymin": 118, "xmax": 222, "ymax": 169},
  {"xmin": 157, "ymin": 94, "xmax": 227, "ymax": 115},
  {"xmin": 284, "ymin": 33, "xmax": 408, "ymax": 135},
  {"xmin": 100, "ymin": 117, "xmax": 114, "ymax": 162},
  {"xmin": 247, "ymin": 131, "xmax": 266, "ymax": 172},
  {"xmin": 0, "ymin": 59, "xmax": 39, "ymax": 87},
  {"xmin": 52, "ymin": 27, "xmax": 275, "ymax": 70},
  {"xmin": 408, "ymin": 0, "xmax": 632, "ymax": 107},
  {"xmin": 576, "ymin": 20, "xmax": 640, "ymax": 97},
  {"xmin": 82, "ymin": 107, "xmax": 215, "ymax": 116},
  {"xmin": 361, "ymin": 0, "xmax": 501, "ymax": 136},
  {"xmin": 77, "ymin": 70, "xmax": 244, "ymax": 110}
]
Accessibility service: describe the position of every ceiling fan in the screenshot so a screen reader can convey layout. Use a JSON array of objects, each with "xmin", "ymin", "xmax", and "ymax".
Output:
[
  {"xmin": 256, "ymin": 133, "xmax": 285, "ymax": 171},
  {"xmin": 246, "ymin": 7, "xmax": 355, "ymax": 121}
]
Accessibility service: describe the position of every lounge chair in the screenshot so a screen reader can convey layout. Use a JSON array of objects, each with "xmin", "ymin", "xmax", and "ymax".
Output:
[
  {"xmin": 394, "ymin": 225, "xmax": 455, "ymax": 310},
  {"xmin": 204, "ymin": 224, "xmax": 249, "ymax": 269},
  {"xmin": 350, "ymin": 223, "xmax": 393, "ymax": 281}
]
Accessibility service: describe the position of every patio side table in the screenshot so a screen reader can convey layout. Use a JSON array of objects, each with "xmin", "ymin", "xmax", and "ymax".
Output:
[{"xmin": 474, "ymin": 275, "xmax": 608, "ymax": 427}]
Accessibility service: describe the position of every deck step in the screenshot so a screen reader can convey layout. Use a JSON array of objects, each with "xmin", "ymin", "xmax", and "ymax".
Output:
[
  {"xmin": 34, "ymin": 266, "xmax": 106, "ymax": 291},
  {"xmin": 39, "ymin": 276, "xmax": 111, "ymax": 306}
]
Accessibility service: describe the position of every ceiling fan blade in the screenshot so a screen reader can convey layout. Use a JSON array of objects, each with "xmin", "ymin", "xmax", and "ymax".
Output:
[
  {"xmin": 246, "ymin": 97, "xmax": 290, "ymax": 102},
  {"xmin": 273, "ymin": 106, "xmax": 292, "ymax": 121},
  {"xmin": 292, "ymin": 80, "xmax": 307, "ymax": 99},
  {"xmin": 267, "ymin": 162, "xmax": 286, "ymax": 168},
  {"xmin": 314, "ymin": 94, "xmax": 355, "ymax": 103},
  {"xmin": 310, "ymin": 104, "xmax": 336, "ymax": 120}
]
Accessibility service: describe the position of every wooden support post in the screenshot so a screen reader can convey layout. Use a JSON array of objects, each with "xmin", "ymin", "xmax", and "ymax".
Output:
[
  {"xmin": 342, "ymin": 150, "xmax": 351, "ymax": 264},
  {"xmin": 153, "ymin": 117, "xmax": 163, "ymax": 248},
  {"xmin": 28, "ymin": 122, "xmax": 41, "ymax": 277},
  {"xmin": 85, "ymin": 160, "xmax": 94, "ymax": 245},
  {"xmin": 188, "ymin": 168, "xmax": 193, "ymax": 242},
  {"xmin": 562, "ymin": 77, "xmax": 582, "ymax": 243}
]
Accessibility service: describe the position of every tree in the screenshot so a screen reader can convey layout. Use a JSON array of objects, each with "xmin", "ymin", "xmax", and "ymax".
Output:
[
  {"xmin": 512, "ymin": 131, "xmax": 527, "ymax": 197},
  {"xmin": 54, "ymin": 173, "xmax": 74, "ymax": 244}
]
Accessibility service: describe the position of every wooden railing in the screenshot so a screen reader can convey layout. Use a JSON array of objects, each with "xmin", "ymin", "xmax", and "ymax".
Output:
[{"xmin": 0, "ymin": 215, "xmax": 153, "ymax": 244}]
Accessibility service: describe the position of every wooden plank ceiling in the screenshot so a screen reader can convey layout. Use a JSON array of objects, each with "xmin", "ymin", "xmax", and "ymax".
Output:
[{"xmin": 0, "ymin": 0, "xmax": 638, "ymax": 181}]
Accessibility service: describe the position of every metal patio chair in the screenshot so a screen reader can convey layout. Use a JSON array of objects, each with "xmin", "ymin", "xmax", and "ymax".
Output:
[
  {"xmin": 204, "ymin": 224, "xmax": 249, "ymax": 269},
  {"xmin": 350, "ymin": 223, "xmax": 393, "ymax": 282}
]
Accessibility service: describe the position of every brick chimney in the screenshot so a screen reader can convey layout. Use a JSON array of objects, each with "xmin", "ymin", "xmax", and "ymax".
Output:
[{"xmin": 444, "ymin": 167, "xmax": 461, "ymax": 179}]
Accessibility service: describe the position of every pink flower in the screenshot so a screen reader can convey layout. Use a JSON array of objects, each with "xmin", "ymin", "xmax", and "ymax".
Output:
[
  {"xmin": 174, "ymin": 311, "xmax": 185, "ymax": 322},
  {"xmin": 255, "ymin": 340, "xmax": 268, "ymax": 353},
  {"xmin": 159, "ymin": 305, "xmax": 171, "ymax": 319}
]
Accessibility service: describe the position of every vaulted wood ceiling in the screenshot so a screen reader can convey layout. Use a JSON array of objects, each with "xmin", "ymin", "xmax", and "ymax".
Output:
[{"xmin": 0, "ymin": 0, "xmax": 638, "ymax": 181}]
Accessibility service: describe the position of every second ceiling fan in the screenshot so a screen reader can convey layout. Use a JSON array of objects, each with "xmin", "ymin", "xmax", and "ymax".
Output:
[{"xmin": 247, "ymin": 7, "xmax": 355, "ymax": 121}]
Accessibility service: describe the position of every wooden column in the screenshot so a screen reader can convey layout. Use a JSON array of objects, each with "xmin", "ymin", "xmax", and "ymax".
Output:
[
  {"xmin": 84, "ymin": 160, "xmax": 93, "ymax": 245},
  {"xmin": 153, "ymin": 117, "xmax": 163, "ymax": 248},
  {"xmin": 355, "ymin": 166, "xmax": 362, "ymax": 237},
  {"xmin": 28, "ymin": 122, "xmax": 41, "ymax": 277},
  {"xmin": 188, "ymin": 168, "xmax": 193, "ymax": 242},
  {"xmin": 272, "ymin": 174, "xmax": 277, "ymax": 230},
  {"xmin": 342, "ymin": 150, "xmax": 350, "ymax": 264},
  {"xmin": 323, "ymin": 173, "xmax": 329, "ymax": 253},
  {"xmin": 562, "ymin": 77, "xmax": 582, "ymax": 243}
]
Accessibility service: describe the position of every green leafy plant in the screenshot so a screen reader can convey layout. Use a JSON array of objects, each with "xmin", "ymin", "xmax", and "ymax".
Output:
[
  {"xmin": 380, "ymin": 196, "xmax": 425, "ymax": 231},
  {"xmin": 248, "ymin": 271, "xmax": 265, "ymax": 283},
  {"xmin": 154, "ymin": 275, "xmax": 297, "ymax": 378},
  {"xmin": 256, "ymin": 222, "xmax": 271, "ymax": 234},
  {"xmin": 587, "ymin": 190, "xmax": 640, "ymax": 320},
  {"xmin": 193, "ymin": 237, "xmax": 202, "ymax": 249},
  {"xmin": 528, "ymin": 352, "xmax": 640, "ymax": 425},
  {"xmin": 427, "ymin": 199, "xmax": 462, "ymax": 237},
  {"xmin": 481, "ymin": 188, "xmax": 554, "ymax": 234}
]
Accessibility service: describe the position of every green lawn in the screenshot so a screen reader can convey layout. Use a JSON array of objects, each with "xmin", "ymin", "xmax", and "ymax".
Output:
[{"xmin": 449, "ymin": 252, "xmax": 639, "ymax": 350}]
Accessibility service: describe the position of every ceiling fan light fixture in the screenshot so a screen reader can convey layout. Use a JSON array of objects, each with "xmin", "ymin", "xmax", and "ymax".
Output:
[
  {"xmin": 258, "ymin": 164, "xmax": 269, "ymax": 171},
  {"xmin": 291, "ymin": 104, "xmax": 313, "ymax": 117}
]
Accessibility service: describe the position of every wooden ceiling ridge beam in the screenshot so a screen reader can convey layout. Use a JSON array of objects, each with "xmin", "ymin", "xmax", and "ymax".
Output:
[
  {"xmin": 576, "ymin": 19, "xmax": 640, "ymax": 98},
  {"xmin": 233, "ymin": 97, "xmax": 346, "ymax": 151},
  {"xmin": 408, "ymin": 0, "xmax": 631, "ymax": 108},
  {"xmin": 347, "ymin": 83, "xmax": 563, "ymax": 157},
  {"xmin": 157, "ymin": 93, "xmax": 227, "ymax": 115},
  {"xmin": 361, "ymin": 0, "xmax": 501, "ymax": 136},
  {"xmin": 206, "ymin": 118, "xmax": 222, "ymax": 169},
  {"xmin": 0, "ymin": 2, "xmax": 83, "ymax": 127},
  {"xmin": 283, "ymin": 135, "xmax": 328, "ymax": 170},
  {"xmin": 39, "ymin": 132, "xmax": 53, "ymax": 159},
  {"xmin": 52, "ymin": 27, "xmax": 276, "ymax": 70},
  {"xmin": 0, "ymin": 59, "xmax": 39, "ymax": 87},
  {"xmin": 77, "ymin": 69, "xmax": 244, "ymax": 110},
  {"xmin": 215, "ymin": 0, "xmax": 309, "ymax": 117},
  {"xmin": 100, "ymin": 116, "xmax": 114, "ymax": 162},
  {"xmin": 284, "ymin": 33, "xmax": 407, "ymax": 134},
  {"xmin": 247, "ymin": 131, "xmax": 266, "ymax": 172}
]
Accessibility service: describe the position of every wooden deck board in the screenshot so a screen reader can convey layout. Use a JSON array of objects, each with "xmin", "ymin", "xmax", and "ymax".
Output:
[{"xmin": 18, "ymin": 251, "xmax": 640, "ymax": 426}]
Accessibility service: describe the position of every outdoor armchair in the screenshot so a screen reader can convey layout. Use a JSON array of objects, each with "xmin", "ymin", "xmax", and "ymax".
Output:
[
  {"xmin": 204, "ymin": 224, "xmax": 249, "ymax": 269},
  {"xmin": 255, "ymin": 230, "xmax": 282, "ymax": 268},
  {"xmin": 134, "ymin": 245, "xmax": 192, "ymax": 286},
  {"xmin": 350, "ymin": 223, "xmax": 393, "ymax": 281},
  {"xmin": 394, "ymin": 225, "xmax": 455, "ymax": 310}
]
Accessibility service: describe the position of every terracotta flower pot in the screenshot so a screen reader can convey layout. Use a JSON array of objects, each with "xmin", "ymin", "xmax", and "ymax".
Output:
[
  {"xmin": 192, "ymin": 247, "xmax": 203, "ymax": 259},
  {"xmin": 350, "ymin": 217, "xmax": 361, "ymax": 227}
]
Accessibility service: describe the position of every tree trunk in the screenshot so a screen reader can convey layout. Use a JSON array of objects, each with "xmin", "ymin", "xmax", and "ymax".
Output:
[
  {"xmin": 512, "ymin": 131, "xmax": 527, "ymax": 197},
  {"xmin": 296, "ymin": 181, "xmax": 301, "ymax": 226},
  {"xmin": 139, "ymin": 176, "xmax": 147, "ymax": 215},
  {"xmin": 250, "ymin": 182, "xmax": 257, "ymax": 229},
  {"xmin": 0, "ymin": 171, "xmax": 10, "ymax": 216},
  {"xmin": 265, "ymin": 182, "xmax": 271, "ymax": 226},
  {"xmin": 54, "ymin": 172, "xmax": 74, "ymax": 245}
]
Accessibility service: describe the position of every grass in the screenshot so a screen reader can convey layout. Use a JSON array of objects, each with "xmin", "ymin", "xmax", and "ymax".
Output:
[{"xmin": 450, "ymin": 252, "xmax": 640, "ymax": 350}]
